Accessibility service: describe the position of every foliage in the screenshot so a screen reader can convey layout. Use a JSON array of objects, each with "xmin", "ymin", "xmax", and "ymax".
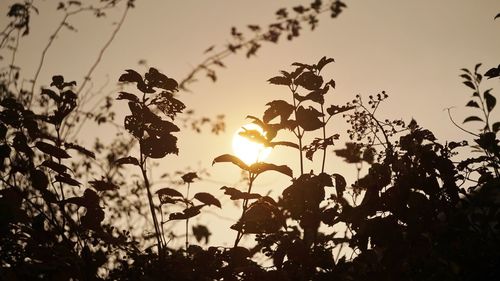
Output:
[{"xmin": 1, "ymin": 1, "xmax": 500, "ymax": 280}]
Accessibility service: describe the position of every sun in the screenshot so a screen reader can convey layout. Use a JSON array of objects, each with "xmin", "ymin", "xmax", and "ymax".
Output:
[{"xmin": 232, "ymin": 123, "xmax": 272, "ymax": 165}]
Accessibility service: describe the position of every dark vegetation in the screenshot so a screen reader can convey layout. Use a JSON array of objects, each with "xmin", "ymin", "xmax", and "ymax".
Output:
[{"xmin": 1, "ymin": 1, "xmax": 499, "ymax": 280}]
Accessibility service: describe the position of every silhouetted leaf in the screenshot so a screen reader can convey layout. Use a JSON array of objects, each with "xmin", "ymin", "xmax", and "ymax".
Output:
[
  {"xmin": 157, "ymin": 187, "xmax": 183, "ymax": 205},
  {"xmin": 463, "ymin": 116, "xmax": 483, "ymax": 123},
  {"xmin": 295, "ymin": 71, "xmax": 323, "ymax": 90},
  {"xmin": 268, "ymin": 76, "xmax": 290, "ymax": 86},
  {"xmin": 492, "ymin": 122, "xmax": 500, "ymax": 133},
  {"xmin": 192, "ymin": 224, "xmax": 211, "ymax": 244},
  {"xmin": 249, "ymin": 162, "xmax": 293, "ymax": 177},
  {"xmin": 41, "ymin": 160, "xmax": 68, "ymax": 174},
  {"xmin": 50, "ymin": 75, "xmax": 64, "ymax": 89},
  {"xmin": 234, "ymin": 198, "xmax": 284, "ymax": 233},
  {"xmin": 194, "ymin": 192, "xmax": 221, "ymax": 208},
  {"xmin": 156, "ymin": 187, "xmax": 183, "ymax": 198},
  {"xmin": 296, "ymin": 106, "xmax": 323, "ymax": 131},
  {"xmin": 0, "ymin": 123, "xmax": 6, "ymax": 139},
  {"xmin": 13, "ymin": 132, "xmax": 32, "ymax": 155},
  {"xmin": 169, "ymin": 205, "xmax": 204, "ymax": 220},
  {"xmin": 117, "ymin": 91, "xmax": 139, "ymax": 102},
  {"xmin": 269, "ymin": 141, "xmax": 299, "ymax": 149},
  {"xmin": 484, "ymin": 89, "xmax": 496, "ymax": 112},
  {"xmin": 145, "ymin": 67, "xmax": 178, "ymax": 91},
  {"xmin": 221, "ymin": 186, "xmax": 261, "ymax": 200},
  {"xmin": 181, "ymin": 172, "xmax": 198, "ymax": 183},
  {"xmin": 321, "ymin": 206, "xmax": 339, "ymax": 226},
  {"xmin": 335, "ymin": 142, "xmax": 363, "ymax": 163},
  {"xmin": 55, "ymin": 173, "xmax": 81, "ymax": 186},
  {"xmin": 466, "ymin": 100, "xmax": 480, "ymax": 108},
  {"xmin": 35, "ymin": 141, "xmax": 71, "ymax": 159},
  {"xmin": 212, "ymin": 154, "xmax": 249, "ymax": 171},
  {"xmin": 115, "ymin": 156, "xmax": 140, "ymax": 166},
  {"xmin": 495, "ymin": 13, "xmax": 500, "ymax": 20},
  {"xmin": 362, "ymin": 147, "xmax": 376, "ymax": 164},
  {"xmin": 263, "ymin": 100, "xmax": 294, "ymax": 123},
  {"xmin": 119, "ymin": 69, "xmax": 142, "ymax": 84},
  {"xmin": 89, "ymin": 179, "xmax": 119, "ymax": 191},
  {"xmin": 485, "ymin": 65, "xmax": 500, "ymax": 79},
  {"xmin": 463, "ymin": 81, "xmax": 475, "ymax": 90},
  {"xmin": 239, "ymin": 129, "xmax": 267, "ymax": 145},
  {"xmin": 152, "ymin": 91, "xmax": 185, "ymax": 119},
  {"xmin": 30, "ymin": 169, "xmax": 48, "ymax": 190},
  {"xmin": 332, "ymin": 173, "xmax": 346, "ymax": 197},
  {"xmin": 326, "ymin": 104, "xmax": 355, "ymax": 116},
  {"xmin": 316, "ymin": 56, "xmax": 334, "ymax": 72},
  {"xmin": 64, "ymin": 143, "xmax": 95, "ymax": 159},
  {"xmin": 140, "ymin": 134, "xmax": 178, "ymax": 158},
  {"xmin": 41, "ymin": 88, "xmax": 60, "ymax": 103}
]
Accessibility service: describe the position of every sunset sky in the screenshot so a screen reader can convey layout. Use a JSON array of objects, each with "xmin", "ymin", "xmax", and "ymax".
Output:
[{"xmin": 1, "ymin": 0, "xmax": 499, "ymax": 246}]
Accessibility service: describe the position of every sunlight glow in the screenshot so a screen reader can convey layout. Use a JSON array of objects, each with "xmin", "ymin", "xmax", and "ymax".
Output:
[{"xmin": 232, "ymin": 123, "xmax": 272, "ymax": 165}]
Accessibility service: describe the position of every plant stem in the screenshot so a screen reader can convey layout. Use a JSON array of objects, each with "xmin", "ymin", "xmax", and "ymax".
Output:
[
  {"xmin": 234, "ymin": 172, "xmax": 254, "ymax": 247},
  {"xmin": 185, "ymin": 182, "xmax": 191, "ymax": 251},
  {"xmin": 290, "ymin": 85, "xmax": 304, "ymax": 175},
  {"xmin": 321, "ymin": 104, "xmax": 327, "ymax": 173},
  {"xmin": 139, "ymin": 145, "xmax": 163, "ymax": 255}
]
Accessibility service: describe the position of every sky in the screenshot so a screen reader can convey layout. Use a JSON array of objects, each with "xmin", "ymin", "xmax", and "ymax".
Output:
[{"xmin": 1, "ymin": 0, "xmax": 499, "ymax": 246}]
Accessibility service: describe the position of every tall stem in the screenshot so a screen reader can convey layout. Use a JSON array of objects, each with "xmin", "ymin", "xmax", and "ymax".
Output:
[
  {"xmin": 320, "ymin": 104, "xmax": 327, "ymax": 173},
  {"xmin": 234, "ymin": 172, "xmax": 254, "ymax": 247},
  {"xmin": 139, "ymin": 145, "xmax": 163, "ymax": 255},
  {"xmin": 290, "ymin": 85, "xmax": 304, "ymax": 175},
  {"xmin": 185, "ymin": 182, "xmax": 191, "ymax": 251}
]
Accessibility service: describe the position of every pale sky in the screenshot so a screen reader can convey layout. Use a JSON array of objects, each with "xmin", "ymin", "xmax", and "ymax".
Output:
[{"xmin": 1, "ymin": 0, "xmax": 499, "ymax": 246}]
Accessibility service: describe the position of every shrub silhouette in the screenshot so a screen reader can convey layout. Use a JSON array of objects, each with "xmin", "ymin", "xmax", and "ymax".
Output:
[{"xmin": 1, "ymin": 1, "xmax": 500, "ymax": 280}]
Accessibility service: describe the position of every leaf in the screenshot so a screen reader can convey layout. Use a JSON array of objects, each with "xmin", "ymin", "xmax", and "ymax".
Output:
[
  {"xmin": 157, "ymin": 187, "xmax": 183, "ymax": 205},
  {"xmin": 119, "ymin": 69, "xmax": 143, "ymax": 84},
  {"xmin": 117, "ymin": 91, "xmax": 139, "ymax": 102},
  {"xmin": 192, "ymin": 224, "xmax": 211, "ymax": 244},
  {"xmin": 41, "ymin": 88, "xmax": 60, "ymax": 103},
  {"xmin": 145, "ymin": 67, "xmax": 178, "ymax": 91},
  {"xmin": 220, "ymin": 186, "xmax": 261, "ymax": 200},
  {"xmin": 484, "ymin": 89, "xmax": 496, "ymax": 112},
  {"xmin": 459, "ymin": 73, "xmax": 472, "ymax": 81},
  {"xmin": 115, "ymin": 156, "xmax": 140, "ymax": 166},
  {"xmin": 263, "ymin": 100, "xmax": 294, "ymax": 123},
  {"xmin": 466, "ymin": 100, "xmax": 480, "ymax": 108},
  {"xmin": 316, "ymin": 56, "xmax": 334, "ymax": 72},
  {"xmin": 484, "ymin": 66, "xmax": 500, "ymax": 79},
  {"xmin": 269, "ymin": 141, "xmax": 299, "ymax": 149},
  {"xmin": 55, "ymin": 173, "xmax": 81, "ymax": 186},
  {"xmin": 326, "ymin": 104, "xmax": 355, "ymax": 116},
  {"xmin": 212, "ymin": 154, "xmax": 249, "ymax": 171},
  {"xmin": 156, "ymin": 187, "xmax": 183, "ymax": 198},
  {"xmin": 463, "ymin": 116, "xmax": 483, "ymax": 123},
  {"xmin": 463, "ymin": 81, "xmax": 475, "ymax": 90},
  {"xmin": 248, "ymin": 162, "xmax": 293, "ymax": 177},
  {"xmin": 41, "ymin": 160, "xmax": 68, "ymax": 174},
  {"xmin": 89, "ymin": 179, "xmax": 119, "ymax": 191},
  {"xmin": 495, "ymin": 13, "xmax": 500, "ymax": 20},
  {"xmin": 295, "ymin": 71, "xmax": 323, "ymax": 90},
  {"xmin": 35, "ymin": 142, "xmax": 71, "ymax": 159},
  {"xmin": 492, "ymin": 122, "xmax": 500, "ymax": 133},
  {"xmin": 296, "ymin": 106, "xmax": 323, "ymax": 131},
  {"xmin": 64, "ymin": 143, "xmax": 95, "ymax": 159},
  {"xmin": 30, "ymin": 169, "xmax": 48, "ymax": 190},
  {"xmin": 194, "ymin": 192, "xmax": 221, "ymax": 208},
  {"xmin": 181, "ymin": 172, "xmax": 198, "ymax": 183},
  {"xmin": 267, "ymin": 76, "xmax": 291, "ymax": 86},
  {"xmin": 332, "ymin": 173, "xmax": 346, "ymax": 197},
  {"xmin": 169, "ymin": 205, "xmax": 204, "ymax": 220},
  {"xmin": 140, "ymin": 134, "xmax": 178, "ymax": 158}
]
